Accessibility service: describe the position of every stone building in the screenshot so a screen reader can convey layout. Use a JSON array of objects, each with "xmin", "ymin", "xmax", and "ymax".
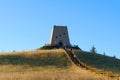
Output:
[{"xmin": 50, "ymin": 25, "xmax": 70, "ymax": 47}]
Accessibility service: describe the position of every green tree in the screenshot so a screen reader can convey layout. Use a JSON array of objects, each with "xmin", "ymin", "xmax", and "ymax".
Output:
[{"xmin": 90, "ymin": 46, "xmax": 96, "ymax": 54}]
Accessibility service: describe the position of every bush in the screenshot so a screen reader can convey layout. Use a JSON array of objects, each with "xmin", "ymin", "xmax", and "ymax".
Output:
[
  {"xmin": 38, "ymin": 45, "xmax": 61, "ymax": 50},
  {"xmin": 39, "ymin": 45, "xmax": 82, "ymax": 50}
]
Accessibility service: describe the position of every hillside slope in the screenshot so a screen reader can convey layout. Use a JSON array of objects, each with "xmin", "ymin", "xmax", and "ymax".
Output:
[
  {"xmin": 75, "ymin": 51, "xmax": 120, "ymax": 73},
  {"xmin": 0, "ymin": 49, "xmax": 109, "ymax": 80},
  {"xmin": 0, "ymin": 49, "xmax": 71, "ymax": 68}
]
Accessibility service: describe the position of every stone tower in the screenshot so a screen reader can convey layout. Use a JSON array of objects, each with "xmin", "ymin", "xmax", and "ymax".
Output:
[{"xmin": 50, "ymin": 25, "xmax": 70, "ymax": 47}]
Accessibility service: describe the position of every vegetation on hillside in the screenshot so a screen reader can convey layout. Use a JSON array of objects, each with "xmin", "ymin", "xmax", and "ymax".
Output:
[
  {"xmin": 0, "ymin": 49, "xmax": 71, "ymax": 68},
  {"xmin": 39, "ymin": 45, "xmax": 81, "ymax": 50},
  {"xmin": 0, "ymin": 49, "xmax": 109, "ymax": 80},
  {"xmin": 75, "ymin": 51, "xmax": 120, "ymax": 73},
  {"xmin": 39, "ymin": 45, "xmax": 61, "ymax": 50}
]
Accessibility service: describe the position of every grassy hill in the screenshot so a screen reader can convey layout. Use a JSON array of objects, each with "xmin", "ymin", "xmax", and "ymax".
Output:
[
  {"xmin": 0, "ymin": 49, "xmax": 109, "ymax": 80},
  {"xmin": 0, "ymin": 49, "xmax": 71, "ymax": 67},
  {"xmin": 75, "ymin": 50, "xmax": 120, "ymax": 73}
]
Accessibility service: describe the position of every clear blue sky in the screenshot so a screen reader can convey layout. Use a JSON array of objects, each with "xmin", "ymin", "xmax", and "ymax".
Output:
[{"xmin": 0, "ymin": 0, "xmax": 120, "ymax": 58}]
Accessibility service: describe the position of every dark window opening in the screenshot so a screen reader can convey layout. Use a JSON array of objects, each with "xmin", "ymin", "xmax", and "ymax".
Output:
[
  {"xmin": 60, "ymin": 35, "xmax": 62, "ymax": 37},
  {"xmin": 63, "ymin": 33, "xmax": 65, "ymax": 35},
  {"xmin": 56, "ymin": 36, "xmax": 58, "ymax": 38}
]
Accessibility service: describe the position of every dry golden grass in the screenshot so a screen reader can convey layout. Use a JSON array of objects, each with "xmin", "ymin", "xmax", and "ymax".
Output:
[
  {"xmin": 0, "ymin": 65, "xmax": 111, "ymax": 80},
  {"xmin": 0, "ymin": 49, "xmax": 115, "ymax": 80}
]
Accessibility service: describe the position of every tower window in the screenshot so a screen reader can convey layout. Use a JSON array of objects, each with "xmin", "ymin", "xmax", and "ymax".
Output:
[
  {"xmin": 56, "ymin": 36, "xmax": 58, "ymax": 38},
  {"xmin": 63, "ymin": 33, "xmax": 65, "ymax": 35},
  {"xmin": 60, "ymin": 35, "xmax": 62, "ymax": 37}
]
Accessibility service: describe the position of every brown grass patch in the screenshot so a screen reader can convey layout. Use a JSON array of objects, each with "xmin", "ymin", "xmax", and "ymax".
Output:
[{"xmin": 0, "ymin": 49, "xmax": 113, "ymax": 80}]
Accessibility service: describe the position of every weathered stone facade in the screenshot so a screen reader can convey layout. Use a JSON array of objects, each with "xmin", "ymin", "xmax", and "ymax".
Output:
[{"xmin": 50, "ymin": 25, "xmax": 70, "ymax": 46}]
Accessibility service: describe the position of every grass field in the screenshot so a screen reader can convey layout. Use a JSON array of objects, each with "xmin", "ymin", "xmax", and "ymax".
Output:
[
  {"xmin": 74, "ymin": 50, "xmax": 120, "ymax": 73},
  {"xmin": 0, "ymin": 49, "xmax": 114, "ymax": 80}
]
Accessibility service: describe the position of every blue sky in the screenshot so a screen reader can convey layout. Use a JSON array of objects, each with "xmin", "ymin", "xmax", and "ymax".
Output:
[{"xmin": 0, "ymin": 0, "xmax": 120, "ymax": 58}]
